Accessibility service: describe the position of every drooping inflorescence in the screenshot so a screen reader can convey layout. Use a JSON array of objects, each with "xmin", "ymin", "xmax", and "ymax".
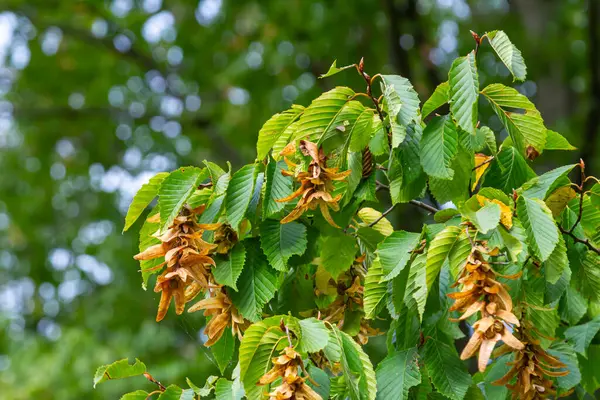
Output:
[{"xmin": 277, "ymin": 140, "xmax": 351, "ymax": 228}]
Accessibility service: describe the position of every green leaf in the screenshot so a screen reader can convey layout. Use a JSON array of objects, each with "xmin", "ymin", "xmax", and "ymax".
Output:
[
  {"xmin": 524, "ymin": 274, "xmax": 559, "ymax": 343},
  {"xmin": 420, "ymin": 115, "xmax": 458, "ymax": 179},
  {"xmin": 404, "ymin": 254, "xmax": 428, "ymax": 321},
  {"xmin": 389, "ymin": 264, "xmax": 411, "ymax": 319},
  {"xmin": 246, "ymin": 171, "xmax": 264, "ymax": 224},
  {"xmin": 580, "ymin": 252, "xmax": 600, "ymax": 302},
  {"xmin": 319, "ymin": 100, "xmax": 368, "ymax": 148},
  {"xmin": 230, "ymin": 241, "xmax": 278, "ymax": 322},
  {"xmin": 263, "ymin": 159, "xmax": 292, "ymax": 219},
  {"xmin": 203, "ymin": 161, "xmax": 227, "ymax": 186},
  {"xmin": 388, "ymin": 124, "xmax": 427, "ymax": 204},
  {"xmin": 364, "ymin": 257, "xmax": 387, "ymax": 319},
  {"xmin": 545, "ymin": 130, "xmax": 576, "ymax": 151},
  {"xmin": 381, "ymin": 83, "xmax": 406, "ymax": 148},
  {"xmin": 138, "ymin": 209, "xmax": 163, "ymax": 288},
  {"xmin": 334, "ymin": 328, "xmax": 377, "ymax": 400},
  {"xmin": 294, "ymin": 86, "xmax": 355, "ymax": 143},
  {"xmin": 481, "ymin": 83, "xmax": 546, "ymax": 158},
  {"xmin": 546, "ymin": 265, "xmax": 571, "ymax": 304},
  {"xmin": 517, "ymin": 196, "xmax": 559, "ymax": 261},
  {"xmin": 124, "ymin": 172, "xmax": 169, "ymax": 232},
  {"xmin": 565, "ymin": 316, "xmax": 600, "ymax": 355},
  {"xmin": 215, "ymin": 377, "xmax": 244, "ymax": 400},
  {"xmin": 93, "ymin": 358, "xmax": 146, "ymax": 388},
  {"xmin": 559, "ymin": 284, "xmax": 587, "ymax": 325},
  {"xmin": 520, "ymin": 164, "xmax": 576, "ymax": 200},
  {"xmin": 477, "ymin": 187, "xmax": 511, "ymax": 205},
  {"xmin": 590, "ymin": 184, "xmax": 600, "ymax": 209},
  {"xmin": 477, "ymin": 126, "xmax": 498, "ymax": 155},
  {"xmin": 307, "ymin": 365, "xmax": 331, "ymax": 399},
  {"xmin": 429, "ymin": 146, "xmax": 472, "ymax": 204},
  {"xmin": 120, "ymin": 390, "xmax": 150, "ymax": 400},
  {"xmin": 448, "ymin": 231, "xmax": 472, "ymax": 279},
  {"xmin": 273, "ymin": 120, "xmax": 301, "ymax": 159},
  {"xmin": 213, "ymin": 242, "xmax": 246, "ymax": 290},
  {"xmin": 256, "ymin": 105, "xmax": 304, "ymax": 160},
  {"xmin": 548, "ymin": 342, "xmax": 581, "ymax": 393},
  {"xmin": 158, "ymin": 167, "xmax": 204, "ymax": 232},
  {"xmin": 544, "ymin": 233, "xmax": 569, "ymax": 284},
  {"xmin": 376, "ymin": 231, "xmax": 421, "ymax": 282},
  {"xmin": 482, "ymin": 353, "xmax": 513, "ymax": 400},
  {"xmin": 426, "ymin": 226, "xmax": 463, "ymax": 289},
  {"xmin": 423, "ymin": 338, "xmax": 472, "ymax": 400},
  {"xmin": 483, "ymin": 146, "xmax": 536, "ymax": 194},
  {"xmin": 486, "ymin": 30, "xmax": 527, "ymax": 81},
  {"xmin": 433, "ymin": 208, "xmax": 460, "ymax": 223},
  {"xmin": 368, "ymin": 115, "xmax": 388, "ymax": 156},
  {"xmin": 298, "ymin": 317, "xmax": 330, "ymax": 353},
  {"xmin": 579, "ymin": 344, "xmax": 600, "ymax": 394},
  {"xmin": 260, "ymin": 219, "xmax": 307, "ymax": 272},
  {"xmin": 422, "ymin": 81, "xmax": 449, "ymax": 119},
  {"xmin": 321, "ymin": 233, "xmax": 357, "ymax": 278},
  {"xmin": 348, "ymin": 108, "xmax": 376, "ymax": 152},
  {"xmin": 448, "ymin": 51, "xmax": 479, "ymax": 135},
  {"xmin": 357, "ymin": 207, "xmax": 393, "ymax": 237},
  {"xmin": 187, "ymin": 188, "xmax": 212, "ymax": 209},
  {"xmin": 156, "ymin": 385, "xmax": 194, "ymax": 400},
  {"xmin": 343, "ymin": 151, "xmax": 363, "ymax": 207},
  {"xmin": 375, "ymin": 347, "xmax": 421, "ymax": 400},
  {"xmin": 381, "ymin": 75, "xmax": 421, "ymax": 126},
  {"xmin": 187, "ymin": 376, "xmax": 218, "ymax": 397},
  {"xmin": 462, "ymin": 199, "xmax": 501, "ymax": 234},
  {"xmin": 320, "ymin": 60, "xmax": 355, "ymax": 78},
  {"xmin": 570, "ymin": 195, "xmax": 600, "ymax": 246},
  {"xmin": 238, "ymin": 316, "xmax": 299, "ymax": 397},
  {"xmin": 225, "ymin": 164, "xmax": 257, "ymax": 231}
]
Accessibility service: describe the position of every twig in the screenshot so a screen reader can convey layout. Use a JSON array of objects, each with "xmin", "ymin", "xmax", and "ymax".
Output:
[
  {"xmin": 356, "ymin": 58, "xmax": 390, "ymax": 147},
  {"xmin": 368, "ymin": 204, "xmax": 396, "ymax": 227},
  {"xmin": 559, "ymin": 225, "xmax": 600, "ymax": 255},
  {"xmin": 465, "ymin": 226, "xmax": 476, "ymax": 248},
  {"xmin": 409, "ymin": 200, "xmax": 439, "ymax": 214},
  {"xmin": 375, "ymin": 181, "xmax": 439, "ymax": 213},
  {"xmin": 143, "ymin": 372, "xmax": 166, "ymax": 392},
  {"xmin": 568, "ymin": 160, "xmax": 586, "ymax": 234},
  {"xmin": 284, "ymin": 324, "xmax": 293, "ymax": 347},
  {"xmin": 376, "ymin": 180, "xmax": 389, "ymax": 192},
  {"xmin": 472, "ymin": 156, "xmax": 495, "ymax": 171}
]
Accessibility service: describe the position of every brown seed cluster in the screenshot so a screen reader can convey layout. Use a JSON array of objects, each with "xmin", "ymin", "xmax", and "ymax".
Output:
[
  {"xmin": 134, "ymin": 206, "xmax": 247, "ymax": 346},
  {"xmin": 258, "ymin": 346, "xmax": 322, "ymax": 400},
  {"xmin": 316, "ymin": 256, "xmax": 380, "ymax": 345},
  {"xmin": 493, "ymin": 333, "xmax": 568, "ymax": 399},
  {"xmin": 448, "ymin": 242, "xmax": 524, "ymax": 372},
  {"xmin": 276, "ymin": 140, "xmax": 351, "ymax": 228}
]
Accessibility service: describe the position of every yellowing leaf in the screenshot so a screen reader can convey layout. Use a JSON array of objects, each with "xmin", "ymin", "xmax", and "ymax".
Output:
[
  {"xmin": 357, "ymin": 207, "xmax": 393, "ymax": 236},
  {"xmin": 546, "ymin": 186, "xmax": 577, "ymax": 217},
  {"xmin": 472, "ymin": 154, "xmax": 493, "ymax": 190},
  {"xmin": 315, "ymin": 265, "xmax": 337, "ymax": 297},
  {"xmin": 477, "ymin": 195, "xmax": 513, "ymax": 229}
]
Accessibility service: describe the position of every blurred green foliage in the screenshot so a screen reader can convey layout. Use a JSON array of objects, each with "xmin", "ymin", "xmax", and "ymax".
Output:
[{"xmin": 0, "ymin": 0, "xmax": 597, "ymax": 398}]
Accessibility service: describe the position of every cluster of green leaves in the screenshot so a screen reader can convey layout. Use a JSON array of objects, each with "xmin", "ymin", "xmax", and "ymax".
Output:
[{"xmin": 96, "ymin": 30, "xmax": 600, "ymax": 399}]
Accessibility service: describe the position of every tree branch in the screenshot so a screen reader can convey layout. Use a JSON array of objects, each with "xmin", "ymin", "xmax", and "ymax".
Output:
[
  {"xmin": 368, "ymin": 204, "xmax": 396, "ymax": 227},
  {"xmin": 375, "ymin": 181, "xmax": 439, "ymax": 214},
  {"xmin": 559, "ymin": 225, "xmax": 600, "ymax": 255}
]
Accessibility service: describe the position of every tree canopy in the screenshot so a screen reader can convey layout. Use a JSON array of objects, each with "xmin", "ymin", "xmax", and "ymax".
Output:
[{"xmin": 1, "ymin": 1, "xmax": 600, "ymax": 399}]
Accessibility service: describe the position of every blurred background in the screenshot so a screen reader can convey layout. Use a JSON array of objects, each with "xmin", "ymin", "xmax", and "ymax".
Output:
[{"xmin": 0, "ymin": 0, "xmax": 597, "ymax": 398}]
